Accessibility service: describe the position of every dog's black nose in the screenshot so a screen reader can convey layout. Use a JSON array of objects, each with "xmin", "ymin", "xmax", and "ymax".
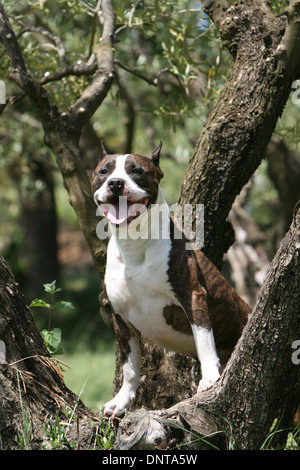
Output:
[{"xmin": 108, "ymin": 178, "xmax": 125, "ymax": 194}]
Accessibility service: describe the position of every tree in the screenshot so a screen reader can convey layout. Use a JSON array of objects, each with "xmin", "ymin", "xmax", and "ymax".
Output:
[{"xmin": 0, "ymin": 0, "xmax": 299, "ymax": 450}]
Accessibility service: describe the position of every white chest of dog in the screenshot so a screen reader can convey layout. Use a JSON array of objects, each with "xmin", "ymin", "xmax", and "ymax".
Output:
[
  {"xmin": 105, "ymin": 191, "xmax": 197, "ymax": 358},
  {"xmin": 92, "ymin": 141, "xmax": 250, "ymax": 417}
]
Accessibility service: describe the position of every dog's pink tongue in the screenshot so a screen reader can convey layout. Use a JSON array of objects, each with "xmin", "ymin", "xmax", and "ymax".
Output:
[
  {"xmin": 100, "ymin": 197, "xmax": 149, "ymax": 225},
  {"xmin": 100, "ymin": 200, "xmax": 127, "ymax": 225}
]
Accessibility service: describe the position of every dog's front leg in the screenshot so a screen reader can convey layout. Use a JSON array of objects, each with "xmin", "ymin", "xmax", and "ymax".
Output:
[{"xmin": 104, "ymin": 314, "xmax": 141, "ymax": 418}]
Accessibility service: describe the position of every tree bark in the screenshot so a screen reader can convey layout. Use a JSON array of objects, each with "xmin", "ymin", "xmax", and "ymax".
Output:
[{"xmin": 116, "ymin": 202, "xmax": 300, "ymax": 450}]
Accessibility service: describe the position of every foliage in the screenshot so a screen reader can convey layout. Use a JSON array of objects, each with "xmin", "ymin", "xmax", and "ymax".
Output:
[
  {"xmin": 260, "ymin": 418, "xmax": 300, "ymax": 450},
  {"xmin": 42, "ymin": 412, "xmax": 75, "ymax": 450},
  {"xmin": 93, "ymin": 408, "xmax": 115, "ymax": 450},
  {"xmin": 28, "ymin": 275, "xmax": 115, "ymax": 410},
  {"xmin": 30, "ymin": 280, "xmax": 74, "ymax": 356}
]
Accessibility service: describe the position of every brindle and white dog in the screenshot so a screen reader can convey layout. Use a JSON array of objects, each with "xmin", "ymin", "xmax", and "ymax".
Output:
[{"xmin": 92, "ymin": 141, "xmax": 250, "ymax": 417}]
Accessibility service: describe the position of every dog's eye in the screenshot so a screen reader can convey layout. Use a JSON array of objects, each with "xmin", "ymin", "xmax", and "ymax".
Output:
[
  {"xmin": 99, "ymin": 168, "xmax": 108, "ymax": 175},
  {"xmin": 132, "ymin": 167, "xmax": 144, "ymax": 175}
]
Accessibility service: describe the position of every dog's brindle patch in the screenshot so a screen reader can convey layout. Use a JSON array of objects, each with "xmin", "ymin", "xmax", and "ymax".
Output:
[
  {"xmin": 163, "ymin": 304, "xmax": 193, "ymax": 337},
  {"xmin": 167, "ymin": 216, "xmax": 251, "ymax": 365},
  {"xmin": 124, "ymin": 154, "xmax": 163, "ymax": 203}
]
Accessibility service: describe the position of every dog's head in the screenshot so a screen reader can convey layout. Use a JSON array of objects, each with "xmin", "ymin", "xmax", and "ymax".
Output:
[{"xmin": 92, "ymin": 141, "xmax": 163, "ymax": 225}]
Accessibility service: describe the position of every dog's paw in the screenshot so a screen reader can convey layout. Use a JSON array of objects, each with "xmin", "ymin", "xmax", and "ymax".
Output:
[
  {"xmin": 104, "ymin": 389, "xmax": 135, "ymax": 418},
  {"xmin": 104, "ymin": 399, "xmax": 125, "ymax": 418},
  {"xmin": 197, "ymin": 369, "xmax": 220, "ymax": 392},
  {"xmin": 197, "ymin": 377, "xmax": 218, "ymax": 392}
]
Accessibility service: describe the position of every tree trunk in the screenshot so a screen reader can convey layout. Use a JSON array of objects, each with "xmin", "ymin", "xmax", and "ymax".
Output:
[
  {"xmin": 226, "ymin": 187, "xmax": 270, "ymax": 307},
  {"xmin": 0, "ymin": 255, "xmax": 99, "ymax": 449},
  {"xmin": 266, "ymin": 136, "xmax": 300, "ymax": 249},
  {"xmin": 19, "ymin": 159, "xmax": 58, "ymax": 300},
  {"xmin": 116, "ymin": 202, "xmax": 300, "ymax": 450}
]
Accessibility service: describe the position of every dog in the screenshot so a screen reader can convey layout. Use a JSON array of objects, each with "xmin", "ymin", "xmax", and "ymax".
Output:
[{"xmin": 92, "ymin": 141, "xmax": 251, "ymax": 418}]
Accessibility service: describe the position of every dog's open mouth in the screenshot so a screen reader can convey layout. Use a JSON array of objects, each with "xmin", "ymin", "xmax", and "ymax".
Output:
[{"xmin": 99, "ymin": 196, "xmax": 150, "ymax": 225}]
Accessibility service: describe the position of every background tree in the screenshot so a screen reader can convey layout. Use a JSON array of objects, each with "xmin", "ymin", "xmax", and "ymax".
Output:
[{"xmin": 0, "ymin": 0, "xmax": 299, "ymax": 450}]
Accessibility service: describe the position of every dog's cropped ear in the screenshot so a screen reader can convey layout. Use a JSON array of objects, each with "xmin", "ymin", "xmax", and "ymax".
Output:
[
  {"xmin": 150, "ymin": 141, "xmax": 163, "ymax": 166},
  {"xmin": 99, "ymin": 140, "xmax": 108, "ymax": 161},
  {"xmin": 150, "ymin": 141, "xmax": 164, "ymax": 180}
]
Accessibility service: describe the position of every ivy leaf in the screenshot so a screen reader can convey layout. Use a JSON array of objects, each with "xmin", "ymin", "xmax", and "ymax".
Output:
[{"xmin": 41, "ymin": 328, "xmax": 63, "ymax": 356}]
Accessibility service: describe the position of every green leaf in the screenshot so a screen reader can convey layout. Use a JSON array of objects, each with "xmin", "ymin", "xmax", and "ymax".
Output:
[
  {"xmin": 41, "ymin": 328, "xmax": 61, "ymax": 350},
  {"xmin": 29, "ymin": 299, "xmax": 51, "ymax": 309},
  {"xmin": 43, "ymin": 280, "xmax": 62, "ymax": 295},
  {"xmin": 53, "ymin": 301, "xmax": 75, "ymax": 310}
]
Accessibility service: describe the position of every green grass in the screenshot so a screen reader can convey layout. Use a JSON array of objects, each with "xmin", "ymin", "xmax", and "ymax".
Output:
[{"xmin": 63, "ymin": 344, "xmax": 115, "ymax": 411}]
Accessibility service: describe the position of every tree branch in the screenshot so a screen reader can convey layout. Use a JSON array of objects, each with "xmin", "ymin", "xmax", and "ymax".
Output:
[
  {"xmin": 66, "ymin": 0, "xmax": 115, "ymax": 129},
  {"xmin": 114, "ymin": 59, "xmax": 176, "ymax": 87},
  {"xmin": 0, "ymin": 1, "xmax": 114, "ymax": 275},
  {"xmin": 276, "ymin": 0, "xmax": 300, "ymax": 76},
  {"xmin": 0, "ymin": 2, "xmax": 50, "ymax": 123},
  {"xmin": 0, "ymin": 3, "xmax": 26, "ymax": 72},
  {"xmin": 0, "ymin": 0, "xmax": 115, "ymax": 130},
  {"xmin": 0, "ymin": 55, "xmax": 98, "ymax": 114},
  {"xmin": 40, "ymin": 58, "xmax": 97, "ymax": 85},
  {"xmin": 17, "ymin": 22, "xmax": 68, "ymax": 67}
]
